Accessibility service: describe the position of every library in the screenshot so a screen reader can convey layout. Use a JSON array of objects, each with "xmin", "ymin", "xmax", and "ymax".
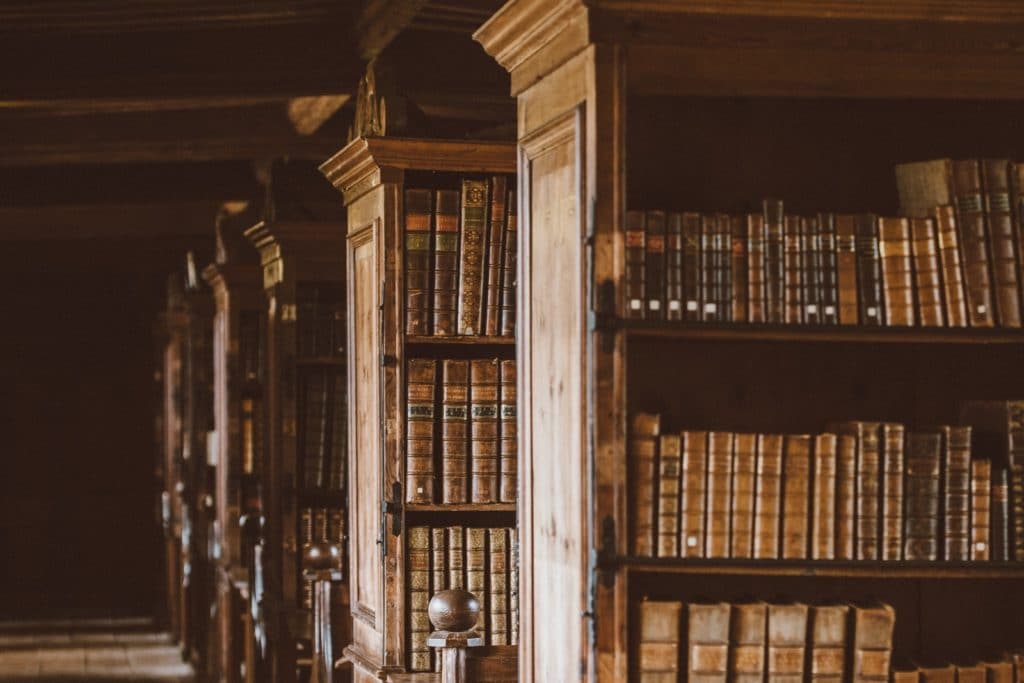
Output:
[{"xmin": 3, "ymin": 1, "xmax": 1024, "ymax": 682}]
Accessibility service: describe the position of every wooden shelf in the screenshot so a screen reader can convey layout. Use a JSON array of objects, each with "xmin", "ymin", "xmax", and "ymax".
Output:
[
  {"xmin": 297, "ymin": 489, "xmax": 345, "ymax": 506},
  {"xmin": 621, "ymin": 557, "xmax": 1024, "ymax": 579},
  {"xmin": 406, "ymin": 503, "xmax": 517, "ymax": 513},
  {"xmin": 295, "ymin": 356, "xmax": 345, "ymax": 367},
  {"xmin": 406, "ymin": 335, "xmax": 515, "ymax": 346}
]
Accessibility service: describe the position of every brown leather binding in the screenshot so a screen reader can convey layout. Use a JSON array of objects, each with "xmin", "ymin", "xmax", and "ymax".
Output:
[
  {"xmin": 625, "ymin": 210, "xmax": 646, "ymax": 320},
  {"xmin": 487, "ymin": 528, "xmax": 509, "ymax": 645},
  {"xmin": 484, "ymin": 176, "xmax": 509, "ymax": 336},
  {"xmin": 811, "ymin": 433, "xmax": 837, "ymax": 560},
  {"xmin": 767, "ymin": 603, "xmax": 808, "ymax": 683},
  {"xmin": 782, "ymin": 434, "xmax": 811, "ymax": 559},
  {"xmin": 446, "ymin": 526, "xmax": 464, "ymax": 589},
  {"xmin": 441, "ymin": 360, "xmax": 470, "ymax": 504},
  {"xmin": 701, "ymin": 214, "xmax": 719, "ymax": 322},
  {"xmin": 706, "ymin": 431, "xmax": 734, "ymax": 558},
  {"xmin": 406, "ymin": 359, "xmax": 437, "ymax": 503},
  {"xmin": 832, "ymin": 421, "xmax": 881, "ymax": 560},
  {"xmin": 810, "ymin": 604, "xmax": 849, "ymax": 682},
  {"xmin": 657, "ymin": 434, "xmax": 682, "ymax": 557},
  {"xmin": 835, "ymin": 434, "xmax": 857, "ymax": 560},
  {"xmin": 666, "ymin": 212, "xmax": 685, "ymax": 321},
  {"xmin": 835, "ymin": 214, "xmax": 860, "ymax": 325},
  {"xmin": 909, "ymin": 217, "xmax": 944, "ymax": 326},
  {"xmin": 729, "ymin": 602, "xmax": 767, "ymax": 683},
  {"xmin": 688, "ymin": 602, "xmax": 730, "ymax": 682},
  {"xmin": 904, "ymin": 431, "xmax": 941, "ymax": 561},
  {"xmin": 801, "ymin": 215, "xmax": 822, "ymax": 324},
  {"xmin": 638, "ymin": 600, "xmax": 682, "ymax": 680},
  {"xmin": 630, "ymin": 413, "xmax": 661, "ymax": 557},
  {"xmin": 881, "ymin": 423, "xmax": 905, "ymax": 560},
  {"xmin": 646, "ymin": 210, "xmax": 668, "ymax": 321},
  {"xmin": 981, "ymin": 159, "xmax": 1021, "ymax": 327},
  {"xmin": 466, "ymin": 527, "xmax": 487, "ymax": 633},
  {"xmin": 764, "ymin": 199, "xmax": 786, "ymax": 324},
  {"xmin": 952, "ymin": 160, "xmax": 996, "ymax": 327},
  {"xmin": 681, "ymin": 429, "xmax": 708, "ymax": 557},
  {"xmin": 499, "ymin": 189, "xmax": 517, "ymax": 336},
  {"xmin": 731, "ymin": 214, "xmax": 748, "ymax": 323},
  {"xmin": 407, "ymin": 526, "xmax": 432, "ymax": 671},
  {"xmin": 682, "ymin": 212, "xmax": 702, "ymax": 321},
  {"xmin": 404, "ymin": 188, "xmax": 434, "ymax": 335},
  {"xmin": 457, "ymin": 179, "xmax": 490, "ymax": 335},
  {"xmin": 731, "ymin": 433, "xmax": 757, "ymax": 559},
  {"xmin": 469, "ymin": 359, "xmax": 500, "ymax": 503},
  {"xmin": 851, "ymin": 603, "xmax": 895, "ymax": 682},
  {"xmin": 971, "ymin": 458, "xmax": 992, "ymax": 560},
  {"xmin": 433, "ymin": 190, "xmax": 461, "ymax": 336},
  {"xmin": 753, "ymin": 434, "xmax": 783, "ymax": 559},
  {"xmin": 932, "ymin": 205, "xmax": 969, "ymax": 327},
  {"xmin": 942, "ymin": 425, "xmax": 972, "ymax": 561},
  {"xmin": 498, "ymin": 360, "xmax": 517, "ymax": 504},
  {"xmin": 783, "ymin": 215, "xmax": 804, "ymax": 324},
  {"xmin": 878, "ymin": 218, "xmax": 915, "ymax": 326},
  {"xmin": 747, "ymin": 213, "xmax": 767, "ymax": 324}
]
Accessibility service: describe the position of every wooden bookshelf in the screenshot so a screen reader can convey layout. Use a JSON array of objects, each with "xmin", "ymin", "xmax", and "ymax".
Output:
[
  {"xmin": 476, "ymin": 1, "xmax": 1024, "ymax": 680},
  {"xmin": 319, "ymin": 136, "xmax": 518, "ymax": 683}
]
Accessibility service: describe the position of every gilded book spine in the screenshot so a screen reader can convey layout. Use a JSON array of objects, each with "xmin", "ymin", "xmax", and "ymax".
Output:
[
  {"xmin": 488, "ymin": 528, "xmax": 509, "ymax": 645},
  {"xmin": 971, "ymin": 459, "xmax": 992, "ymax": 561},
  {"xmin": 457, "ymin": 179, "xmax": 490, "ymax": 335},
  {"xmin": 731, "ymin": 214, "xmax": 748, "ymax": 323},
  {"xmin": 783, "ymin": 215, "xmax": 804, "ymax": 324},
  {"xmin": 470, "ymin": 359, "xmax": 500, "ymax": 503},
  {"xmin": 801, "ymin": 215, "xmax": 822, "ymax": 324},
  {"xmin": 981, "ymin": 159, "xmax": 1021, "ymax": 327},
  {"xmin": 747, "ymin": 213, "xmax": 767, "ymax": 323},
  {"xmin": 781, "ymin": 435, "xmax": 811, "ymax": 559},
  {"xmin": 944, "ymin": 426, "xmax": 972, "ymax": 560},
  {"xmin": 701, "ymin": 215, "xmax": 719, "ymax": 322},
  {"xmin": 441, "ymin": 360, "xmax": 469, "ymax": 504},
  {"xmin": 952, "ymin": 160, "xmax": 996, "ymax": 327},
  {"xmin": 466, "ymin": 528, "xmax": 487, "ymax": 633},
  {"xmin": 657, "ymin": 434, "xmax": 682, "ymax": 557},
  {"xmin": 681, "ymin": 430, "xmax": 708, "ymax": 557},
  {"xmin": 433, "ymin": 190, "xmax": 460, "ymax": 336},
  {"xmin": 407, "ymin": 526, "xmax": 431, "ymax": 671},
  {"xmin": 878, "ymin": 218, "xmax": 915, "ymax": 326},
  {"xmin": 632, "ymin": 413, "xmax": 661, "ymax": 557},
  {"xmin": 835, "ymin": 214, "xmax": 860, "ymax": 325},
  {"xmin": 682, "ymin": 212, "xmax": 702, "ymax": 321},
  {"xmin": 855, "ymin": 214, "xmax": 884, "ymax": 325},
  {"xmin": 764, "ymin": 200, "xmax": 786, "ymax": 324},
  {"xmin": 933, "ymin": 205, "xmax": 968, "ymax": 327},
  {"xmin": 666, "ymin": 212, "xmax": 685, "ymax": 321},
  {"xmin": 835, "ymin": 434, "xmax": 857, "ymax": 560},
  {"xmin": 909, "ymin": 216, "xmax": 944, "ymax": 326},
  {"xmin": 731, "ymin": 433, "xmax": 757, "ymax": 559},
  {"xmin": 904, "ymin": 431, "xmax": 941, "ymax": 561},
  {"xmin": 753, "ymin": 434, "xmax": 783, "ymax": 559},
  {"xmin": 705, "ymin": 431, "xmax": 734, "ymax": 558},
  {"xmin": 625, "ymin": 210, "xmax": 646, "ymax": 319},
  {"xmin": 646, "ymin": 210, "xmax": 667, "ymax": 320},
  {"xmin": 484, "ymin": 176, "xmax": 508, "ymax": 336},
  {"xmin": 500, "ymin": 190, "xmax": 517, "ymax": 336},
  {"xmin": 499, "ymin": 360, "xmax": 517, "ymax": 504},
  {"xmin": 881, "ymin": 423, "xmax": 905, "ymax": 560},
  {"xmin": 812, "ymin": 433, "xmax": 837, "ymax": 560},
  {"xmin": 404, "ymin": 189, "xmax": 433, "ymax": 335},
  {"xmin": 819, "ymin": 213, "xmax": 839, "ymax": 324},
  {"xmin": 406, "ymin": 359, "xmax": 437, "ymax": 503}
]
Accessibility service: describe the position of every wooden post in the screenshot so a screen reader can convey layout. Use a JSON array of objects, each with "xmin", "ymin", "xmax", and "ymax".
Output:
[
  {"xmin": 302, "ymin": 540, "xmax": 342, "ymax": 683},
  {"xmin": 427, "ymin": 589, "xmax": 483, "ymax": 683}
]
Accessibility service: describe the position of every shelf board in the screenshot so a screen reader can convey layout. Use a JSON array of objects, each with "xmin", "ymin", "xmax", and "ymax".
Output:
[
  {"xmin": 406, "ymin": 335, "xmax": 514, "ymax": 346},
  {"xmin": 406, "ymin": 503, "xmax": 517, "ymax": 514},
  {"xmin": 621, "ymin": 557, "xmax": 1024, "ymax": 579},
  {"xmin": 617, "ymin": 320, "xmax": 1024, "ymax": 345},
  {"xmin": 297, "ymin": 489, "xmax": 345, "ymax": 506},
  {"xmin": 295, "ymin": 356, "xmax": 345, "ymax": 367}
]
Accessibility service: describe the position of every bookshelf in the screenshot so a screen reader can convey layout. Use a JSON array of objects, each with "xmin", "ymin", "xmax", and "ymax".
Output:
[
  {"xmin": 477, "ymin": 1, "xmax": 1024, "ymax": 680},
  {"xmin": 243, "ymin": 219, "xmax": 349, "ymax": 683},
  {"xmin": 318, "ymin": 136, "xmax": 518, "ymax": 683}
]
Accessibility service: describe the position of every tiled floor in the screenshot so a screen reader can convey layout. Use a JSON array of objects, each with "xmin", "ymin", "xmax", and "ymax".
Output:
[{"xmin": 0, "ymin": 618, "xmax": 193, "ymax": 681}]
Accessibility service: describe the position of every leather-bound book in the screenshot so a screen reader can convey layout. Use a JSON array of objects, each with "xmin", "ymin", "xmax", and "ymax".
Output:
[
  {"xmin": 701, "ymin": 215, "xmax": 719, "ymax": 322},
  {"xmin": 687, "ymin": 602, "xmax": 730, "ymax": 683},
  {"xmin": 767, "ymin": 603, "xmax": 808, "ymax": 683},
  {"xmin": 812, "ymin": 433, "xmax": 838, "ymax": 560},
  {"xmin": 810, "ymin": 605, "xmax": 849, "ymax": 682},
  {"xmin": 624, "ymin": 210, "xmax": 647, "ymax": 319},
  {"xmin": 682, "ymin": 212, "xmax": 702, "ymax": 321},
  {"xmin": 657, "ymin": 434, "xmax": 682, "ymax": 557},
  {"xmin": 981, "ymin": 159, "xmax": 1021, "ymax": 327},
  {"xmin": 631, "ymin": 413, "xmax": 661, "ymax": 557},
  {"xmin": 705, "ymin": 431, "xmax": 734, "ymax": 558},
  {"xmin": 458, "ymin": 179, "xmax": 490, "ymax": 335},
  {"xmin": 802, "ymin": 215, "xmax": 822, "ymax": 324},
  {"xmin": 782, "ymin": 434, "xmax": 811, "ymax": 559},
  {"xmin": 447, "ymin": 526, "xmax": 464, "ymax": 589},
  {"xmin": 918, "ymin": 665, "xmax": 955, "ymax": 683},
  {"xmin": 488, "ymin": 528, "xmax": 508, "ymax": 645},
  {"xmin": 851, "ymin": 603, "xmax": 895, "ymax": 682},
  {"xmin": 729, "ymin": 602, "xmax": 766, "ymax": 683},
  {"xmin": 783, "ymin": 215, "xmax": 804, "ymax": 324},
  {"xmin": 971, "ymin": 458, "xmax": 992, "ymax": 561},
  {"xmin": 404, "ymin": 189, "xmax": 434, "ymax": 335},
  {"xmin": 638, "ymin": 600, "xmax": 682, "ymax": 682},
  {"xmin": 992, "ymin": 468, "xmax": 1010, "ymax": 562},
  {"xmin": 430, "ymin": 527, "xmax": 446, "ymax": 594},
  {"xmin": 957, "ymin": 664, "xmax": 987, "ymax": 683},
  {"xmin": 499, "ymin": 360, "xmax": 517, "ymax": 504},
  {"xmin": 892, "ymin": 668, "xmax": 919, "ymax": 683},
  {"xmin": 754, "ymin": 433, "xmax": 783, "ymax": 559},
  {"xmin": 433, "ymin": 189, "xmax": 461, "ymax": 336},
  {"xmin": 718, "ymin": 214, "xmax": 734, "ymax": 322},
  {"xmin": 731, "ymin": 214, "xmax": 748, "ymax": 323},
  {"xmin": 932, "ymin": 206, "xmax": 968, "ymax": 327},
  {"xmin": 983, "ymin": 660, "xmax": 1014, "ymax": 683},
  {"xmin": 406, "ymin": 359, "xmax": 437, "ymax": 503},
  {"xmin": 470, "ymin": 359, "xmax": 500, "ymax": 503},
  {"xmin": 484, "ymin": 176, "xmax": 508, "ymax": 336},
  {"xmin": 881, "ymin": 423, "xmax": 905, "ymax": 560},
  {"xmin": 747, "ymin": 213, "xmax": 767, "ymax": 323},
  {"xmin": 832, "ymin": 421, "xmax": 882, "ymax": 560},
  {"xmin": 940, "ymin": 425, "xmax": 972, "ymax": 560},
  {"xmin": 819, "ymin": 213, "xmax": 839, "ymax": 324},
  {"xmin": 666, "ymin": 212, "xmax": 685, "ymax": 321},
  {"xmin": 903, "ymin": 431, "xmax": 941, "ymax": 561},
  {"xmin": 878, "ymin": 218, "xmax": 915, "ymax": 326},
  {"xmin": 835, "ymin": 214, "xmax": 860, "ymax": 325},
  {"xmin": 407, "ymin": 526, "xmax": 432, "ymax": 671},
  {"xmin": 441, "ymin": 360, "xmax": 470, "ymax": 504},
  {"xmin": 466, "ymin": 528, "xmax": 487, "ymax": 633},
  {"xmin": 681, "ymin": 430, "xmax": 708, "ymax": 557},
  {"xmin": 500, "ymin": 189, "xmax": 517, "ymax": 336},
  {"xmin": 836, "ymin": 434, "xmax": 857, "ymax": 560},
  {"xmin": 645, "ymin": 210, "xmax": 668, "ymax": 321},
  {"xmin": 909, "ymin": 217, "xmax": 944, "ymax": 326},
  {"xmin": 509, "ymin": 528, "xmax": 519, "ymax": 645},
  {"xmin": 764, "ymin": 199, "xmax": 786, "ymax": 324},
  {"xmin": 855, "ymin": 214, "xmax": 884, "ymax": 325},
  {"xmin": 731, "ymin": 433, "xmax": 757, "ymax": 559}
]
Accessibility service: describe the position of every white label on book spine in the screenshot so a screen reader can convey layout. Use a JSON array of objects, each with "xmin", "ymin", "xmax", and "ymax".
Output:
[
  {"xmin": 977, "ymin": 304, "xmax": 987, "ymax": 314},
  {"xmin": 629, "ymin": 299, "xmax": 642, "ymax": 310},
  {"xmin": 668, "ymin": 300, "xmax": 682, "ymax": 312},
  {"xmin": 806, "ymin": 304, "xmax": 818, "ymax": 315},
  {"xmin": 648, "ymin": 300, "xmax": 661, "ymax": 311},
  {"xmin": 867, "ymin": 306, "xmax": 878, "ymax": 318},
  {"xmin": 704, "ymin": 303, "xmax": 717, "ymax": 314},
  {"xmin": 686, "ymin": 300, "xmax": 699, "ymax": 312},
  {"xmin": 824, "ymin": 305, "xmax": 836, "ymax": 315}
]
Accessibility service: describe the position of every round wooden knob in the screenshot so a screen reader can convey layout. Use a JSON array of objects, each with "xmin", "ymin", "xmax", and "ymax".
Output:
[
  {"xmin": 302, "ymin": 541, "xmax": 341, "ymax": 571},
  {"xmin": 428, "ymin": 589, "xmax": 480, "ymax": 632}
]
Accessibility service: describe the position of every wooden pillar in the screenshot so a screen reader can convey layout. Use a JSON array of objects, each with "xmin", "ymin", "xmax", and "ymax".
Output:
[{"xmin": 427, "ymin": 590, "xmax": 483, "ymax": 683}]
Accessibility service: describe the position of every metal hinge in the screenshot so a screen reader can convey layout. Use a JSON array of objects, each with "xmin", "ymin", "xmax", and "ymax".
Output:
[{"xmin": 381, "ymin": 480, "xmax": 403, "ymax": 561}]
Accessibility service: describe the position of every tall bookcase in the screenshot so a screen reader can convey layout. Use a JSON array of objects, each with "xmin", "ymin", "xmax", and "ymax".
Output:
[
  {"xmin": 244, "ymin": 218, "xmax": 349, "ymax": 683},
  {"xmin": 319, "ymin": 137, "xmax": 518, "ymax": 683},
  {"xmin": 477, "ymin": 2, "xmax": 1024, "ymax": 681}
]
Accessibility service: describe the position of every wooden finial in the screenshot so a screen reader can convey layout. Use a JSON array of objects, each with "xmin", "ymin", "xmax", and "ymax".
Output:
[{"xmin": 428, "ymin": 589, "xmax": 481, "ymax": 633}]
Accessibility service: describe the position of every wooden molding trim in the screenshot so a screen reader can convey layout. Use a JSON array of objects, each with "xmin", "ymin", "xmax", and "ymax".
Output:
[
  {"xmin": 474, "ymin": 0, "xmax": 587, "ymax": 74},
  {"xmin": 201, "ymin": 262, "xmax": 261, "ymax": 294}
]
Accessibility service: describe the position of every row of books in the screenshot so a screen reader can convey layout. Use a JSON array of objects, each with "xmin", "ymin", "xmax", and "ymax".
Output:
[
  {"xmin": 630, "ymin": 402, "xmax": 1024, "ymax": 562},
  {"xmin": 638, "ymin": 599, "xmax": 894, "ymax": 682},
  {"xmin": 296, "ymin": 282, "xmax": 345, "ymax": 358},
  {"xmin": 407, "ymin": 526, "xmax": 519, "ymax": 672},
  {"xmin": 406, "ymin": 358, "xmax": 516, "ymax": 505},
  {"xmin": 625, "ymin": 158, "xmax": 1024, "ymax": 329},
  {"xmin": 299, "ymin": 368, "xmax": 346, "ymax": 492},
  {"xmin": 894, "ymin": 659, "xmax": 1023, "ymax": 683},
  {"xmin": 404, "ymin": 177, "xmax": 517, "ymax": 338},
  {"xmin": 299, "ymin": 506, "xmax": 345, "ymax": 610}
]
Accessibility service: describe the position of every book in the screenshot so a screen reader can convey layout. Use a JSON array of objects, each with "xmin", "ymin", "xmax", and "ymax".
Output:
[
  {"xmin": 406, "ymin": 359, "xmax": 437, "ymax": 504},
  {"xmin": 430, "ymin": 527, "xmax": 446, "ymax": 670},
  {"xmin": 680, "ymin": 430, "xmax": 708, "ymax": 557},
  {"xmin": 881, "ymin": 422, "xmax": 905, "ymax": 560},
  {"xmin": 904, "ymin": 431, "xmax": 941, "ymax": 561},
  {"xmin": 878, "ymin": 217, "xmax": 915, "ymax": 326},
  {"xmin": 433, "ymin": 190, "xmax": 460, "ymax": 336},
  {"xmin": 851, "ymin": 603, "xmax": 895, "ymax": 682},
  {"xmin": 971, "ymin": 458, "xmax": 992, "ymax": 561},
  {"xmin": 729, "ymin": 602, "xmax": 766, "ymax": 683},
  {"xmin": 509, "ymin": 528, "xmax": 519, "ymax": 645},
  {"xmin": 488, "ymin": 528, "xmax": 508, "ymax": 645},
  {"xmin": 631, "ymin": 413, "xmax": 661, "ymax": 557},
  {"xmin": 918, "ymin": 665, "xmax": 955, "ymax": 683},
  {"xmin": 981, "ymin": 159, "xmax": 1021, "ymax": 327},
  {"xmin": 731, "ymin": 214, "xmax": 748, "ymax": 323},
  {"xmin": 447, "ymin": 526, "xmax": 465, "ymax": 589},
  {"xmin": 764, "ymin": 199, "xmax": 786, "ymax": 324},
  {"xmin": 753, "ymin": 434, "xmax": 783, "ymax": 559},
  {"xmin": 984, "ymin": 660, "xmax": 1014, "ymax": 683},
  {"xmin": 832, "ymin": 421, "xmax": 881, "ymax": 560},
  {"xmin": 932, "ymin": 205, "xmax": 968, "ymax": 327},
  {"xmin": 892, "ymin": 669, "xmax": 919, "ymax": 683},
  {"xmin": 625, "ymin": 210, "xmax": 646, "ymax": 319},
  {"xmin": 908, "ymin": 216, "xmax": 944, "ymax": 326},
  {"xmin": 682, "ymin": 212, "xmax": 702, "ymax": 321},
  {"xmin": 657, "ymin": 434, "xmax": 682, "ymax": 557},
  {"xmin": 688, "ymin": 602, "xmax": 730, "ymax": 683},
  {"xmin": 783, "ymin": 214, "xmax": 804, "ymax": 324},
  {"xmin": 992, "ymin": 468, "xmax": 1010, "ymax": 561},
  {"xmin": 484, "ymin": 176, "xmax": 508, "ymax": 336},
  {"xmin": 717, "ymin": 214, "xmax": 733, "ymax": 321},
  {"xmin": 499, "ymin": 360, "xmax": 517, "ymax": 504},
  {"xmin": 731, "ymin": 433, "xmax": 757, "ymax": 559},
  {"xmin": 819, "ymin": 213, "xmax": 839, "ymax": 324},
  {"xmin": 466, "ymin": 527, "xmax": 487, "ymax": 633},
  {"xmin": 952, "ymin": 160, "xmax": 996, "ymax": 326},
  {"xmin": 404, "ymin": 188, "xmax": 433, "ymax": 335},
  {"xmin": 957, "ymin": 664, "xmax": 987, "ymax": 683},
  {"xmin": 801, "ymin": 215, "xmax": 822, "ymax": 324},
  {"xmin": 701, "ymin": 214, "xmax": 719, "ymax": 322},
  {"xmin": 811, "ymin": 433, "xmax": 837, "ymax": 560},
  {"xmin": 705, "ymin": 431, "xmax": 734, "ymax": 558},
  {"xmin": 767, "ymin": 603, "xmax": 808, "ymax": 683},
  {"xmin": 781, "ymin": 434, "xmax": 811, "ymax": 559},
  {"xmin": 500, "ymin": 189, "xmax": 517, "ymax": 336},
  {"xmin": 457, "ymin": 179, "xmax": 490, "ymax": 335},
  {"xmin": 854, "ymin": 214, "xmax": 884, "ymax": 325},
  {"xmin": 809, "ymin": 605, "xmax": 849, "ymax": 682},
  {"xmin": 646, "ymin": 210, "xmax": 667, "ymax": 320},
  {"xmin": 836, "ymin": 434, "xmax": 857, "ymax": 560},
  {"xmin": 666, "ymin": 212, "xmax": 685, "ymax": 321},
  {"xmin": 941, "ymin": 425, "xmax": 972, "ymax": 561},
  {"xmin": 747, "ymin": 213, "xmax": 767, "ymax": 324},
  {"xmin": 441, "ymin": 360, "xmax": 470, "ymax": 504},
  {"xmin": 407, "ymin": 526, "xmax": 431, "ymax": 671},
  {"xmin": 470, "ymin": 359, "xmax": 500, "ymax": 503},
  {"xmin": 835, "ymin": 214, "xmax": 860, "ymax": 325},
  {"xmin": 638, "ymin": 601, "xmax": 682, "ymax": 682}
]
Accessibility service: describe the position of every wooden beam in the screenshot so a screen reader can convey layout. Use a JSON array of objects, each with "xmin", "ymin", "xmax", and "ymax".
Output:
[
  {"xmin": 356, "ymin": 0, "xmax": 430, "ymax": 60},
  {"xmin": 0, "ymin": 201, "xmax": 223, "ymax": 241}
]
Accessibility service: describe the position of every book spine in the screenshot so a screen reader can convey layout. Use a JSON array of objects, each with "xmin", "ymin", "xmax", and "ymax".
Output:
[
  {"xmin": 810, "ymin": 604, "xmax": 849, "ymax": 682},
  {"xmin": 731, "ymin": 433, "xmax": 757, "ymax": 559},
  {"xmin": 645, "ymin": 210, "xmax": 667, "ymax": 321},
  {"xmin": 406, "ymin": 359, "xmax": 437, "ymax": 503},
  {"xmin": 729, "ymin": 603, "xmax": 767, "ymax": 683},
  {"xmin": 717, "ymin": 214, "xmax": 733, "ymax": 322},
  {"xmin": 433, "ymin": 190, "xmax": 460, "ymax": 336},
  {"xmin": 782, "ymin": 435, "xmax": 811, "ymax": 559},
  {"xmin": 909, "ymin": 217, "xmax": 945, "ymax": 326},
  {"xmin": 944, "ymin": 426, "xmax": 972, "ymax": 560},
  {"xmin": 763, "ymin": 199, "xmax": 786, "ymax": 324},
  {"xmin": 972, "ymin": 459, "xmax": 992, "ymax": 561},
  {"xmin": 688, "ymin": 603, "xmax": 731, "ymax": 681},
  {"xmin": 992, "ymin": 468, "xmax": 1010, "ymax": 562},
  {"xmin": 904, "ymin": 432, "xmax": 941, "ymax": 561},
  {"xmin": 767, "ymin": 604, "xmax": 808, "ymax": 683},
  {"xmin": 407, "ymin": 526, "xmax": 431, "ymax": 671},
  {"xmin": 499, "ymin": 360, "xmax": 517, "ymax": 504},
  {"xmin": 430, "ymin": 527, "xmax": 446, "ymax": 670},
  {"xmin": 855, "ymin": 214, "xmax": 884, "ymax": 325},
  {"xmin": 701, "ymin": 215, "xmax": 718, "ymax": 322},
  {"xmin": 488, "ymin": 528, "xmax": 509, "ymax": 645},
  {"xmin": 952, "ymin": 160, "xmax": 996, "ymax": 327},
  {"xmin": 500, "ymin": 189, "xmax": 518, "ymax": 337},
  {"xmin": 638, "ymin": 601, "xmax": 682, "ymax": 680},
  {"xmin": 783, "ymin": 215, "xmax": 804, "ymax": 324},
  {"xmin": 731, "ymin": 214, "xmax": 748, "ymax": 323},
  {"xmin": 509, "ymin": 528, "xmax": 519, "ymax": 645},
  {"xmin": 682, "ymin": 212, "xmax": 702, "ymax": 321},
  {"xmin": 1008, "ymin": 403, "xmax": 1024, "ymax": 561},
  {"xmin": 858, "ymin": 422, "xmax": 882, "ymax": 559},
  {"xmin": 802, "ymin": 215, "xmax": 822, "ymax": 324},
  {"xmin": 466, "ymin": 528, "xmax": 486, "ymax": 634},
  {"xmin": 631, "ymin": 413, "xmax": 661, "ymax": 557},
  {"xmin": 881, "ymin": 423, "xmax": 905, "ymax": 560},
  {"xmin": 811, "ymin": 433, "xmax": 837, "ymax": 560},
  {"xmin": 470, "ymin": 359, "xmax": 500, "ymax": 503},
  {"xmin": 624, "ymin": 210, "xmax": 646, "ymax": 319},
  {"xmin": 457, "ymin": 180, "xmax": 489, "ymax": 335},
  {"xmin": 879, "ymin": 218, "xmax": 915, "ymax": 327},
  {"xmin": 680, "ymin": 429, "xmax": 708, "ymax": 557},
  {"xmin": 404, "ymin": 189, "xmax": 434, "ymax": 336},
  {"xmin": 753, "ymin": 434, "xmax": 783, "ymax": 559},
  {"xmin": 666, "ymin": 212, "xmax": 685, "ymax": 321},
  {"xmin": 447, "ymin": 526, "xmax": 464, "ymax": 589},
  {"xmin": 835, "ymin": 434, "xmax": 857, "ymax": 560},
  {"xmin": 657, "ymin": 434, "xmax": 682, "ymax": 557},
  {"xmin": 441, "ymin": 360, "xmax": 470, "ymax": 504},
  {"xmin": 981, "ymin": 159, "xmax": 1021, "ymax": 327},
  {"xmin": 747, "ymin": 213, "xmax": 767, "ymax": 324},
  {"xmin": 852, "ymin": 604, "xmax": 895, "ymax": 683},
  {"xmin": 484, "ymin": 176, "xmax": 508, "ymax": 336},
  {"xmin": 819, "ymin": 213, "xmax": 839, "ymax": 324},
  {"xmin": 835, "ymin": 214, "xmax": 860, "ymax": 325},
  {"xmin": 932, "ymin": 205, "xmax": 969, "ymax": 327},
  {"xmin": 705, "ymin": 431, "xmax": 734, "ymax": 558}
]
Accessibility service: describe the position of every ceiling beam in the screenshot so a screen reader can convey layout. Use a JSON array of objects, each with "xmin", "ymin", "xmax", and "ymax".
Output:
[
  {"xmin": 0, "ymin": 201, "xmax": 223, "ymax": 241},
  {"xmin": 356, "ymin": 0, "xmax": 430, "ymax": 60}
]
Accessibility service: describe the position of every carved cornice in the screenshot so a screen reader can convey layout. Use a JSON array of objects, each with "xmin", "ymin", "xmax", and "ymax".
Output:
[
  {"xmin": 474, "ymin": 0, "xmax": 587, "ymax": 75},
  {"xmin": 201, "ymin": 262, "xmax": 260, "ymax": 297}
]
